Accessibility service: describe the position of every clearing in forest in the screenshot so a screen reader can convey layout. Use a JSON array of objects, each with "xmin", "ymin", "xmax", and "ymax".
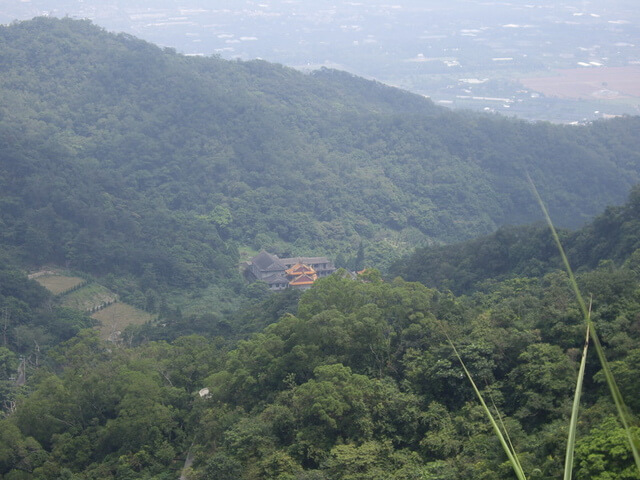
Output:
[
  {"xmin": 92, "ymin": 303, "xmax": 154, "ymax": 340},
  {"xmin": 32, "ymin": 270, "xmax": 154, "ymax": 341},
  {"xmin": 61, "ymin": 283, "xmax": 117, "ymax": 311},
  {"xmin": 33, "ymin": 273, "xmax": 85, "ymax": 295}
]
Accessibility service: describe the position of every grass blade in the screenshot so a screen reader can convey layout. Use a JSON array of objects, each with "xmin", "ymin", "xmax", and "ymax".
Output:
[
  {"xmin": 492, "ymin": 394, "xmax": 526, "ymax": 476},
  {"xmin": 564, "ymin": 320, "xmax": 590, "ymax": 480},
  {"xmin": 528, "ymin": 174, "xmax": 640, "ymax": 474},
  {"xmin": 447, "ymin": 337, "xmax": 527, "ymax": 480}
]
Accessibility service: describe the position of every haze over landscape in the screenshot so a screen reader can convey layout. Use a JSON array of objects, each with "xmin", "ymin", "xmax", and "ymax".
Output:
[
  {"xmin": 2, "ymin": 0, "xmax": 640, "ymax": 122},
  {"xmin": 1, "ymin": 4, "xmax": 640, "ymax": 480}
]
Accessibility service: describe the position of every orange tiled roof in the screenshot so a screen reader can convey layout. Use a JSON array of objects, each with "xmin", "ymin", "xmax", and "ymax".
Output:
[
  {"xmin": 289, "ymin": 273, "xmax": 318, "ymax": 286},
  {"xmin": 285, "ymin": 263, "xmax": 316, "ymax": 276}
]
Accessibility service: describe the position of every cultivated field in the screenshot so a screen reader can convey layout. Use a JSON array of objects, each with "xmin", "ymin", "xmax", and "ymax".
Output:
[
  {"xmin": 520, "ymin": 66, "xmax": 640, "ymax": 99},
  {"xmin": 32, "ymin": 270, "xmax": 155, "ymax": 341},
  {"xmin": 92, "ymin": 303, "xmax": 154, "ymax": 340},
  {"xmin": 33, "ymin": 274, "xmax": 85, "ymax": 295},
  {"xmin": 61, "ymin": 283, "xmax": 117, "ymax": 311}
]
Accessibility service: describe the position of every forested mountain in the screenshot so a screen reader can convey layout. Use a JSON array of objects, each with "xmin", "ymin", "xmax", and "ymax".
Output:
[
  {"xmin": 390, "ymin": 184, "xmax": 640, "ymax": 294},
  {"xmin": 1, "ymin": 19, "xmax": 640, "ymax": 479},
  {"xmin": 2, "ymin": 17, "xmax": 640, "ymax": 300},
  {"xmin": 2, "ymin": 230, "xmax": 640, "ymax": 479}
]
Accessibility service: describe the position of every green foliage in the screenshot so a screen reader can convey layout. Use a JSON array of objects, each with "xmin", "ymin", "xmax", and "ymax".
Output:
[
  {"xmin": 575, "ymin": 417, "xmax": 640, "ymax": 480},
  {"xmin": 0, "ymin": 261, "xmax": 103, "ymax": 413},
  {"xmin": 1, "ymin": 253, "xmax": 639, "ymax": 478},
  {"xmin": 2, "ymin": 17, "xmax": 640, "ymax": 479},
  {"xmin": 1, "ymin": 331, "xmax": 202, "ymax": 479},
  {"xmin": 507, "ymin": 343, "xmax": 576, "ymax": 428},
  {"xmin": 392, "ymin": 185, "xmax": 640, "ymax": 295},
  {"xmin": 2, "ymin": 17, "xmax": 640, "ymax": 302}
]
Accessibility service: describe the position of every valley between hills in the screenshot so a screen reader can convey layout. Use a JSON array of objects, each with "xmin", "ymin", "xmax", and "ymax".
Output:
[{"xmin": 1, "ymin": 17, "xmax": 640, "ymax": 480}]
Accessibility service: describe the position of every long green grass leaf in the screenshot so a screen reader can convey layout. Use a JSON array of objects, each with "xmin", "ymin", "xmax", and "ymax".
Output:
[
  {"xmin": 447, "ymin": 337, "xmax": 527, "ymax": 480},
  {"xmin": 490, "ymin": 391, "xmax": 526, "ymax": 475},
  {"xmin": 564, "ymin": 320, "xmax": 590, "ymax": 480},
  {"xmin": 528, "ymin": 174, "xmax": 640, "ymax": 474}
]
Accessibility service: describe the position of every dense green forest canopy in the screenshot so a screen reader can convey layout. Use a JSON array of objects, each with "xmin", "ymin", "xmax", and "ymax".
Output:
[
  {"xmin": 1, "ymin": 17, "xmax": 640, "ymax": 300},
  {"xmin": 390, "ymin": 184, "xmax": 640, "ymax": 295},
  {"xmin": 2, "ymin": 231, "xmax": 640, "ymax": 479},
  {"xmin": 1, "ymin": 18, "xmax": 640, "ymax": 478},
  {"xmin": 0, "ymin": 183, "xmax": 639, "ymax": 479}
]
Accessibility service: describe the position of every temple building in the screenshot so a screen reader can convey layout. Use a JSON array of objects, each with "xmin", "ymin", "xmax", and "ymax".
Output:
[{"xmin": 244, "ymin": 251, "xmax": 335, "ymax": 290}]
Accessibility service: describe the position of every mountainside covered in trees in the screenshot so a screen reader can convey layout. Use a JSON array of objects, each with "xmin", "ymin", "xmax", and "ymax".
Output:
[
  {"xmin": 390, "ymin": 185, "xmax": 640, "ymax": 294},
  {"xmin": 2, "ymin": 17, "xmax": 640, "ymax": 301},
  {"xmin": 2, "ymin": 16, "xmax": 640, "ymax": 480},
  {"xmin": 1, "ymin": 190, "xmax": 640, "ymax": 479}
]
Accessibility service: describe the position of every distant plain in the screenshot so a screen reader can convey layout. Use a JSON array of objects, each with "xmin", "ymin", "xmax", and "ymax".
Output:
[
  {"xmin": 1, "ymin": 0, "xmax": 639, "ymax": 122},
  {"xmin": 520, "ymin": 66, "xmax": 640, "ymax": 99}
]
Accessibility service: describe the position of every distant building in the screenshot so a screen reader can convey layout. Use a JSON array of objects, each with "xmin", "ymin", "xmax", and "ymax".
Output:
[{"xmin": 244, "ymin": 251, "xmax": 336, "ymax": 290}]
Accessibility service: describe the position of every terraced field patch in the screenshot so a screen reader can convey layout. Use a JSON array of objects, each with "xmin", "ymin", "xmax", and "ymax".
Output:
[
  {"xmin": 92, "ymin": 303, "xmax": 154, "ymax": 340},
  {"xmin": 32, "ymin": 271, "xmax": 155, "ymax": 341},
  {"xmin": 33, "ymin": 273, "xmax": 85, "ymax": 295},
  {"xmin": 61, "ymin": 283, "xmax": 117, "ymax": 311}
]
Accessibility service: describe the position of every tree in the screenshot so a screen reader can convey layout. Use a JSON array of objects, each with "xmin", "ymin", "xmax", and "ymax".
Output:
[
  {"xmin": 507, "ymin": 343, "xmax": 576, "ymax": 429},
  {"xmin": 575, "ymin": 416, "xmax": 640, "ymax": 480}
]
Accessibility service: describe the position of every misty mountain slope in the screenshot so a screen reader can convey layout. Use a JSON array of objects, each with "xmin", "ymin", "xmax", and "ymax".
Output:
[
  {"xmin": 1, "ymin": 17, "xmax": 640, "ymax": 288},
  {"xmin": 390, "ymin": 184, "xmax": 640, "ymax": 295}
]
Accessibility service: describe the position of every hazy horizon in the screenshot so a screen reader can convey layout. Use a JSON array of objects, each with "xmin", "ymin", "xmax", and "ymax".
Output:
[{"xmin": 2, "ymin": 0, "xmax": 639, "ymax": 122}]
